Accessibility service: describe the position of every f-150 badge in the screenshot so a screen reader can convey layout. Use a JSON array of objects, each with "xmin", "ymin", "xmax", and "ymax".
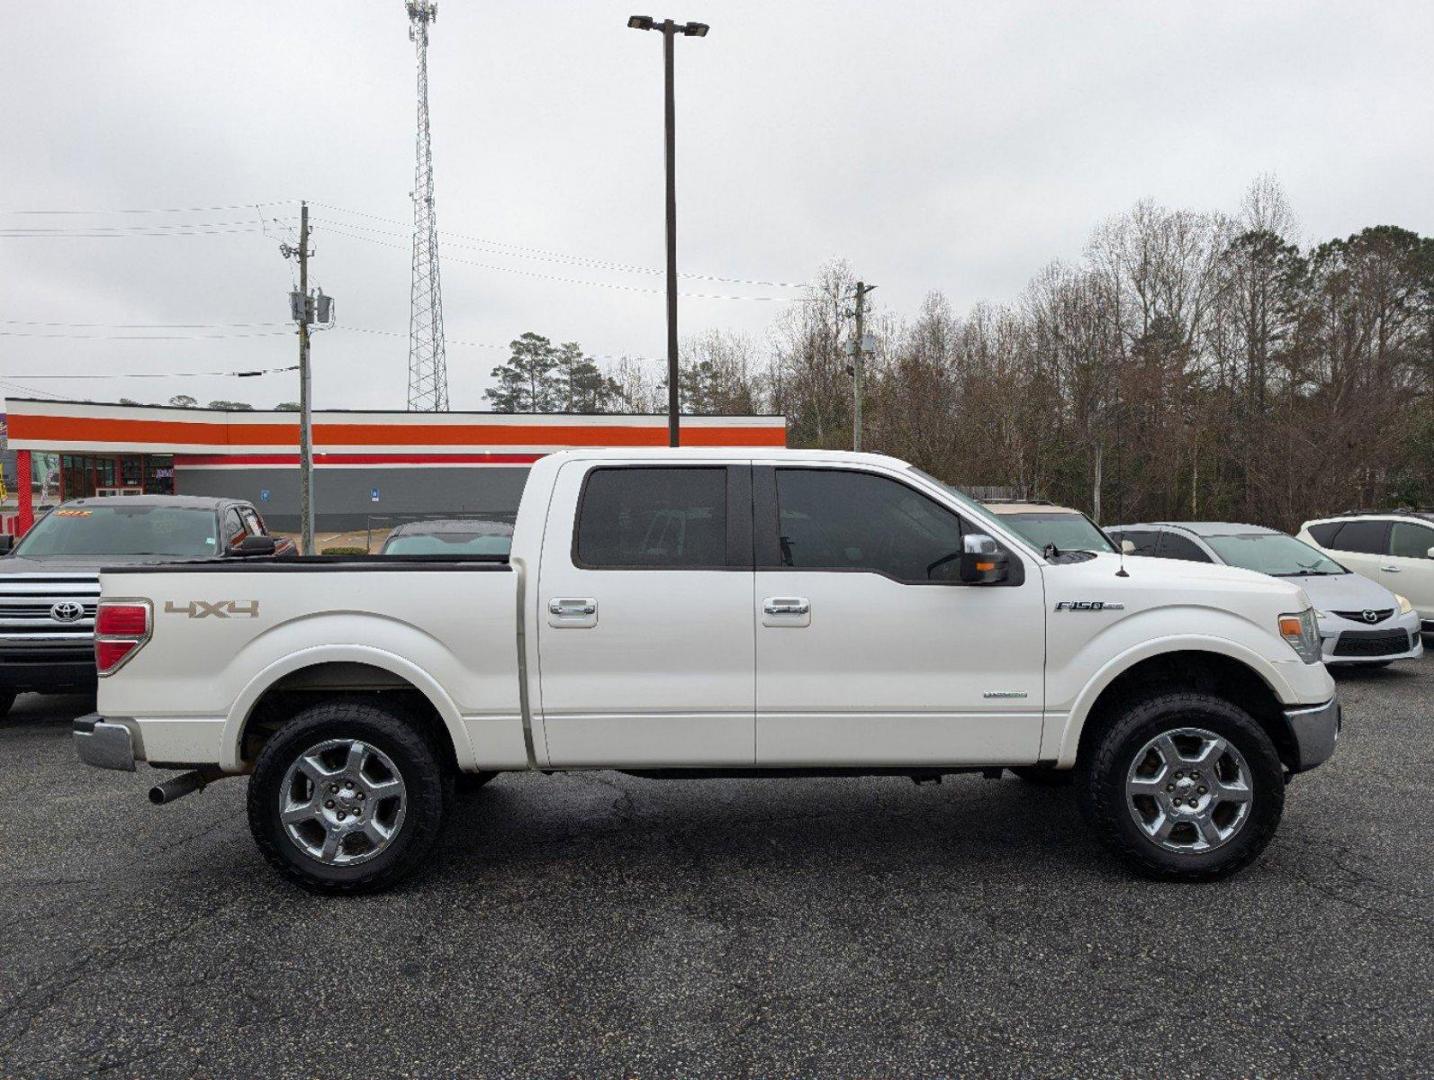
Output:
[
  {"xmin": 164, "ymin": 600, "xmax": 260, "ymax": 619},
  {"xmin": 1054, "ymin": 601, "xmax": 1125, "ymax": 612}
]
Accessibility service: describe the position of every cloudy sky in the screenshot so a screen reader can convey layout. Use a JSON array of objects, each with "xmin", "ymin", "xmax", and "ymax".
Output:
[{"xmin": 2, "ymin": 1, "xmax": 1430, "ymax": 412}]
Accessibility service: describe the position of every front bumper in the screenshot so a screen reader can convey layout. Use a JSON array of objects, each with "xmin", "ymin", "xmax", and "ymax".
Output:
[
  {"xmin": 1282, "ymin": 698, "xmax": 1341, "ymax": 773},
  {"xmin": 1319, "ymin": 613, "xmax": 1424, "ymax": 664},
  {"xmin": 73, "ymin": 713, "xmax": 136, "ymax": 772}
]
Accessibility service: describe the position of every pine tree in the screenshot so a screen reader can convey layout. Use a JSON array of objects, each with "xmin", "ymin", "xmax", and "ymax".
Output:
[
  {"xmin": 484, "ymin": 332, "xmax": 561, "ymax": 412},
  {"xmin": 553, "ymin": 341, "xmax": 619, "ymax": 412}
]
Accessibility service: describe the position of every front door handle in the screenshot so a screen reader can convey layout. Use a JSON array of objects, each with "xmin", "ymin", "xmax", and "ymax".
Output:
[
  {"xmin": 762, "ymin": 596, "xmax": 811, "ymax": 628},
  {"xmin": 1380, "ymin": 565, "xmax": 1400, "ymax": 573},
  {"xmin": 548, "ymin": 597, "xmax": 598, "ymax": 628}
]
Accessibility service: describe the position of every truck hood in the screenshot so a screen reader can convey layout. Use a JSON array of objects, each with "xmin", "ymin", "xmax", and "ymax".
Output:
[
  {"xmin": 0, "ymin": 553, "xmax": 214, "ymax": 575},
  {"xmin": 1047, "ymin": 552, "xmax": 1311, "ymax": 614},
  {"xmin": 1284, "ymin": 570, "xmax": 1399, "ymax": 611}
]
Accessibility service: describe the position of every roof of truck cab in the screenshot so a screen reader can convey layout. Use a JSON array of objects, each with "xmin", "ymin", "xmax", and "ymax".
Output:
[
  {"xmin": 541, "ymin": 447, "xmax": 914, "ymax": 466},
  {"xmin": 59, "ymin": 495, "xmax": 237, "ymax": 510}
]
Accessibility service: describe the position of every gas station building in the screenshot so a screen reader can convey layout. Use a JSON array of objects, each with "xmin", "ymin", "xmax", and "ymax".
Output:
[{"xmin": 2, "ymin": 399, "xmax": 787, "ymax": 534}]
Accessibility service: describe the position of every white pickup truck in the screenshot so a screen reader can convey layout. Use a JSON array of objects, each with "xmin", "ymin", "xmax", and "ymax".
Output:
[{"xmin": 74, "ymin": 449, "xmax": 1340, "ymax": 892}]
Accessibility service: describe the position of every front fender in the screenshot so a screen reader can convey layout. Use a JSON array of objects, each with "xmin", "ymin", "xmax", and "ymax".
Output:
[
  {"xmin": 1047, "ymin": 630, "xmax": 1332, "ymax": 768},
  {"xmin": 221, "ymin": 642, "xmax": 477, "ymax": 773}
]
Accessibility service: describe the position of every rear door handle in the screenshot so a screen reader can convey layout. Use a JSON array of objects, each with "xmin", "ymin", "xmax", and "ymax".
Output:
[
  {"xmin": 1380, "ymin": 565, "xmax": 1400, "ymax": 573},
  {"xmin": 762, "ymin": 596, "xmax": 811, "ymax": 628},
  {"xmin": 548, "ymin": 597, "xmax": 598, "ymax": 628}
]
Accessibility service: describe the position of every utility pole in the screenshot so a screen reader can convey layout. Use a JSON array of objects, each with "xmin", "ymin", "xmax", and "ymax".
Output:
[
  {"xmin": 627, "ymin": 15, "xmax": 709, "ymax": 446},
  {"xmin": 849, "ymin": 281, "xmax": 876, "ymax": 452},
  {"xmin": 297, "ymin": 202, "xmax": 315, "ymax": 556}
]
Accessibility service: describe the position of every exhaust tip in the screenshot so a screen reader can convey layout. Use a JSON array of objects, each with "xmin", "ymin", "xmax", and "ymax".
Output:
[{"xmin": 148, "ymin": 770, "xmax": 213, "ymax": 805}]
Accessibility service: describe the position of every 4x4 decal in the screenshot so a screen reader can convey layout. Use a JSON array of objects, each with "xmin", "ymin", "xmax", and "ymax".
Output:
[{"xmin": 164, "ymin": 600, "xmax": 260, "ymax": 619}]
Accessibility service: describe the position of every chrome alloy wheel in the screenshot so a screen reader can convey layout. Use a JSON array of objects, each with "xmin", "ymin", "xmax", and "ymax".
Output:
[
  {"xmin": 1125, "ymin": 727, "xmax": 1253, "ymax": 854},
  {"xmin": 279, "ymin": 738, "xmax": 407, "ymax": 866}
]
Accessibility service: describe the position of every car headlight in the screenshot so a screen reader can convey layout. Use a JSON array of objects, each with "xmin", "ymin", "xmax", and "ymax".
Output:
[
  {"xmin": 1279, "ymin": 608, "xmax": 1322, "ymax": 663},
  {"xmin": 1395, "ymin": 594, "xmax": 1414, "ymax": 616}
]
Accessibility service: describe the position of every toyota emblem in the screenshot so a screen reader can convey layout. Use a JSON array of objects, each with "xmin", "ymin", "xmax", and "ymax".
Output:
[
  {"xmin": 49, "ymin": 601, "xmax": 84, "ymax": 624},
  {"xmin": 1362, "ymin": 609, "xmax": 1379, "ymax": 624}
]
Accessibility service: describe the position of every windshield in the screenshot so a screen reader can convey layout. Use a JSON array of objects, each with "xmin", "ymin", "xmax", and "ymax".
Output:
[
  {"xmin": 999, "ymin": 511, "xmax": 1117, "ymax": 554},
  {"xmin": 1204, "ymin": 533, "xmax": 1346, "ymax": 576},
  {"xmin": 383, "ymin": 532, "xmax": 511, "ymax": 556},
  {"xmin": 14, "ymin": 505, "xmax": 219, "ymax": 558}
]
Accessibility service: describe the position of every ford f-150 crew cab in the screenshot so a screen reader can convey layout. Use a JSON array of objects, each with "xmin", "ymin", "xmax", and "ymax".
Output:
[{"xmin": 73, "ymin": 449, "xmax": 1340, "ymax": 892}]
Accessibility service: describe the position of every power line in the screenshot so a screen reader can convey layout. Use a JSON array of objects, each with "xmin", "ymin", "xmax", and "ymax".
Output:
[
  {"xmin": 2, "ymin": 365, "xmax": 299, "ymax": 380},
  {"xmin": 0, "ymin": 200, "xmax": 295, "ymax": 216},
  {"xmin": 320, "ymin": 226, "xmax": 794, "ymax": 301},
  {"xmin": 312, "ymin": 203, "xmax": 810, "ymax": 289},
  {"xmin": 0, "ymin": 329, "xmax": 294, "ymax": 340}
]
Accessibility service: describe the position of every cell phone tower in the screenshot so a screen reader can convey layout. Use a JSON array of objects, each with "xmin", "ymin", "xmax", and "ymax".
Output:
[{"xmin": 405, "ymin": 0, "xmax": 449, "ymax": 411}]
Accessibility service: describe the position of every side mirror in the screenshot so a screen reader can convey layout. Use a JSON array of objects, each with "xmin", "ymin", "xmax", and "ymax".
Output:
[
  {"xmin": 228, "ymin": 535, "xmax": 277, "ymax": 557},
  {"xmin": 960, "ymin": 533, "xmax": 1009, "ymax": 584},
  {"xmin": 0, "ymin": 535, "xmax": 13, "ymax": 555},
  {"xmin": 1121, "ymin": 539, "xmax": 1136, "ymax": 555},
  {"xmin": 1427, "ymin": 546, "xmax": 1434, "ymax": 560}
]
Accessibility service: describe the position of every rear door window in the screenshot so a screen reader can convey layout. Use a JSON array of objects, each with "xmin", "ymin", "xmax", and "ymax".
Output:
[
  {"xmin": 1305, "ymin": 522, "xmax": 1340, "ymax": 546},
  {"xmin": 1328, "ymin": 520, "xmax": 1389, "ymax": 555},
  {"xmin": 1155, "ymin": 532, "xmax": 1212, "ymax": 563},
  {"xmin": 1118, "ymin": 530, "xmax": 1160, "ymax": 556},
  {"xmin": 575, "ymin": 467, "xmax": 729, "ymax": 569}
]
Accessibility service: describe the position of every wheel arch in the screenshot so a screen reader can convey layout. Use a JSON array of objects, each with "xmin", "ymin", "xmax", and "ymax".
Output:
[
  {"xmin": 1056, "ymin": 644, "xmax": 1297, "ymax": 772},
  {"xmin": 222, "ymin": 645, "xmax": 476, "ymax": 773}
]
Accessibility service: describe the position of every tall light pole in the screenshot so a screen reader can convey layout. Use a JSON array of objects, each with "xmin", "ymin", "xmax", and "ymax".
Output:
[{"xmin": 628, "ymin": 15, "xmax": 708, "ymax": 448}]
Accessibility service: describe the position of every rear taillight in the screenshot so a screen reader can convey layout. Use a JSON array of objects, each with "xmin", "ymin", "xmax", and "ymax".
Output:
[{"xmin": 95, "ymin": 600, "xmax": 152, "ymax": 676}]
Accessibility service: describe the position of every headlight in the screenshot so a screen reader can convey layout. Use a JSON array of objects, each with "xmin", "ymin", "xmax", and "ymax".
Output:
[
  {"xmin": 1279, "ymin": 608, "xmax": 1322, "ymax": 663},
  {"xmin": 1395, "ymin": 594, "xmax": 1414, "ymax": 616}
]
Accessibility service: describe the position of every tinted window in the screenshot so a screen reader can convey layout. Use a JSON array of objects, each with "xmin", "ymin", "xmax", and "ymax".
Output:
[
  {"xmin": 1305, "ymin": 522, "xmax": 1340, "ymax": 546},
  {"xmin": 1118, "ymin": 530, "xmax": 1160, "ymax": 556},
  {"xmin": 1156, "ymin": 533, "xmax": 1212, "ymax": 563},
  {"xmin": 576, "ymin": 467, "xmax": 727, "ymax": 569},
  {"xmin": 1328, "ymin": 520, "xmax": 1389, "ymax": 555},
  {"xmin": 1390, "ymin": 521, "xmax": 1434, "ymax": 559},
  {"xmin": 774, "ymin": 469, "xmax": 964, "ymax": 583}
]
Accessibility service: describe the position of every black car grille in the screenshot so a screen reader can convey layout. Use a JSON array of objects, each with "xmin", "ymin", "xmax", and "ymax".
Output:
[
  {"xmin": 1332, "ymin": 629, "xmax": 1414, "ymax": 657},
  {"xmin": 1330, "ymin": 608, "xmax": 1394, "ymax": 625},
  {"xmin": 0, "ymin": 575, "xmax": 101, "ymax": 648}
]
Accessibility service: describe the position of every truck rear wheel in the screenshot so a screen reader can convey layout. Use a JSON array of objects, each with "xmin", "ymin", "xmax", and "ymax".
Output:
[
  {"xmin": 1079, "ymin": 692, "xmax": 1284, "ymax": 881},
  {"xmin": 247, "ymin": 700, "xmax": 450, "ymax": 894}
]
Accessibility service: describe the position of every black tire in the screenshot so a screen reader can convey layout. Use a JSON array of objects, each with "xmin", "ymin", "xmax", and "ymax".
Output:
[
  {"xmin": 0, "ymin": 690, "xmax": 15, "ymax": 718},
  {"xmin": 1078, "ymin": 692, "xmax": 1285, "ymax": 881},
  {"xmin": 247, "ymin": 699, "xmax": 451, "ymax": 894},
  {"xmin": 1009, "ymin": 765, "xmax": 1073, "ymax": 787},
  {"xmin": 455, "ymin": 770, "xmax": 498, "ymax": 795}
]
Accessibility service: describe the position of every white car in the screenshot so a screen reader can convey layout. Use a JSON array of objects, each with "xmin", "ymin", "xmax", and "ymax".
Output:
[
  {"xmin": 73, "ymin": 449, "xmax": 1339, "ymax": 891},
  {"xmin": 1299, "ymin": 512, "xmax": 1434, "ymax": 636},
  {"xmin": 1107, "ymin": 522, "xmax": 1423, "ymax": 667}
]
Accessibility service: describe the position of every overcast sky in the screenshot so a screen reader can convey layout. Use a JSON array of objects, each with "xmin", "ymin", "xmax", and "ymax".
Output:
[{"xmin": 2, "ymin": 1, "xmax": 1431, "ymax": 412}]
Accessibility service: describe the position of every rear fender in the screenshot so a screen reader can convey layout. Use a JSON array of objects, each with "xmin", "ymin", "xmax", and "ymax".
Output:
[{"xmin": 222, "ymin": 644, "xmax": 474, "ymax": 772}]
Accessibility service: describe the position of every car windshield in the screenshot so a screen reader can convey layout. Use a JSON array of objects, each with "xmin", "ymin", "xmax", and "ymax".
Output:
[
  {"xmin": 14, "ymin": 505, "xmax": 219, "ymax": 557},
  {"xmin": 999, "ymin": 511, "xmax": 1117, "ymax": 554},
  {"xmin": 1204, "ymin": 533, "xmax": 1345, "ymax": 576},
  {"xmin": 383, "ymin": 532, "xmax": 511, "ymax": 556}
]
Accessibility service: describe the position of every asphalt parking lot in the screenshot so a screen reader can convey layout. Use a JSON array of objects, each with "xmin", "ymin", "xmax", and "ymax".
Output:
[{"xmin": 2, "ymin": 654, "xmax": 1431, "ymax": 1079}]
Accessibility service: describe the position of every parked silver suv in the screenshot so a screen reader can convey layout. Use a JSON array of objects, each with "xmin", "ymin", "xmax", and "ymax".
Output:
[{"xmin": 1107, "ymin": 521, "xmax": 1423, "ymax": 667}]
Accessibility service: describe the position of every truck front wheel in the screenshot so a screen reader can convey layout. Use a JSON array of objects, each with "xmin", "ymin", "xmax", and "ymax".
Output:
[
  {"xmin": 247, "ymin": 700, "xmax": 451, "ymax": 894},
  {"xmin": 1079, "ymin": 693, "xmax": 1285, "ymax": 881}
]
